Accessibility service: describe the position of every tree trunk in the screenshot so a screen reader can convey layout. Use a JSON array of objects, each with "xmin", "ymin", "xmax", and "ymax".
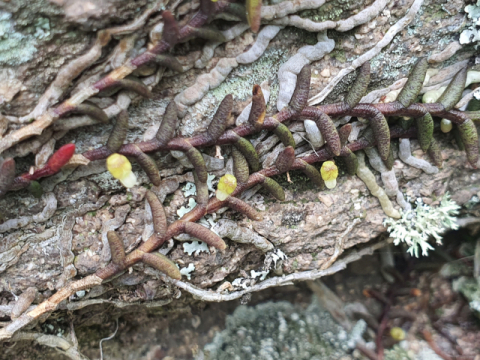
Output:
[{"xmin": 0, "ymin": 0, "xmax": 479, "ymax": 358}]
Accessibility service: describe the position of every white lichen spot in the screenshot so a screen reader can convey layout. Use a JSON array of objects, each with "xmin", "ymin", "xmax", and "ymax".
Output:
[
  {"xmin": 250, "ymin": 269, "xmax": 269, "ymax": 280},
  {"xmin": 180, "ymin": 263, "xmax": 195, "ymax": 280},
  {"xmin": 384, "ymin": 193, "xmax": 460, "ymax": 257},
  {"xmin": 182, "ymin": 182, "xmax": 196, "ymax": 197},
  {"xmin": 177, "ymin": 198, "xmax": 197, "ymax": 218},
  {"xmin": 460, "ymin": 3, "xmax": 480, "ymax": 46},
  {"xmin": 182, "ymin": 241, "xmax": 210, "ymax": 256},
  {"xmin": 207, "ymin": 173, "xmax": 216, "ymax": 192}
]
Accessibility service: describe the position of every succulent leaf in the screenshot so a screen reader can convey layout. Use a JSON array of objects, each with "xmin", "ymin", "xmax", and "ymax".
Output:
[
  {"xmin": 345, "ymin": 62, "xmax": 371, "ymax": 108},
  {"xmin": 142, "ymin": 252, "xmax": 181, "ymax": 279},
  {"xmin": 396, "ymin": 58, "xmax": 428, "ymax": 108}
]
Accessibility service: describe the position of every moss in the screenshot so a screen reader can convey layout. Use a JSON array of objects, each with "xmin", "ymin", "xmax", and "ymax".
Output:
[
  {"xmin": 298, "ymin": 0, "xmax": 367, "ymax": 22},
  {"xmin": 292, "ymin": 259, "xmax": 298, "ymax": 270},
  {"xmin": 163, "ymin": 193, "xmax": 174, "ymax": 207},
  {"xmin": 273, "ymin": 171, "xmax": 319, "ymax": 193},
  {"xmin": 330, "ymin": 49, "xmax": 346, "ymax": 63}
]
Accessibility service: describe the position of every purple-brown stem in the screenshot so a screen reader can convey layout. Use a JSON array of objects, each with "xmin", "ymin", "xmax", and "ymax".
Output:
[
  {"xmin": 12, "ymin": 96, "xmax": 468, "ymax": 197},
  {"xmin": 93, "ymin": 123, "xmax": 418, "ymax": 280},
  {"xmin": 78, "ymin": 101, "xmax": 467, "ymax": 162}
]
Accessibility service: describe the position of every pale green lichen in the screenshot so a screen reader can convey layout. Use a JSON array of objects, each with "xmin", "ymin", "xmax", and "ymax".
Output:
[
  {"xmin": 384, "ymin": 342, "xmax": 445, "ymax": 360},
  {"xmin": 182, "ymin": 182, "xmax": 197, "ymax": 197},
  {"xmin": 181, "ymin": 173, "xmax": 215, "ymax": 198},
  {"xmin": 460, "ymin": 1, "xmax": 480, "ymax": 46},
  {"xmin": 383, "ymin": 193, "xmax": 460, "ymax": 257},
  {"xmin": 191, "ymin": 48, "xmax": 288, "ymax": 124},
  {"xmin": 452, "ymin": 276, "xmax": 480, "ymax": 317},
  {"xmin": 200, "ymin": 298, "xmax": 365, "ymax": 360},
  {"xmin": 180, "ymin": 263, "xmax": 195, "ymax": 280},
  {"xmin": 183, "ymin": 241, "xmax": 210, "ymax": 256},
  {"xmin": 0, "ymin": 11, "xmax": 40, "ymax": 66},
  {"xmin": 177, "ymin": 197, "xmax": 197, "ymax": 217}
]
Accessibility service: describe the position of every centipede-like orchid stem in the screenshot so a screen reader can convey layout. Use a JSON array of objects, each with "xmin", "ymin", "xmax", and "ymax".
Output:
[
  {"xmin": 384, "ymin": 143, "xmax": 394, "ymax": 171},
  {"xmin": 107, "ymin": 110, "xmax": 129, "ymax": 153},
  {"xmin": 349, "ymin": 104, "xmax": 390, "ymax": 161},
  {"xmin": 344, "ymin": 62, "xmax": 370, "ymax": 109},
  {"xmin": 142, "ymin": 252, "xmax": 181, "ymax": 280},
  {"xmin": 145, "ymin": 190, "xmax": 167, "ymax": 237},
  {"xmin": 102, "ymin": 77, "xmax": 153, "ymax": 99},
  {"xmin": 248, "ymin": 85, "xmax": 266, "ymax": 131},
  {"xmin": 232, "ymin": 146, "xmax": 250, "ymax": 185},
  {"xmin": 288, "ymin": 65, "xmax": 311, "ymax": 115},
  {"xmin": 298, "ymin": 159, "xmax": 325, "ymax": 190},
  {"xmin": 133, "ymin": 145, "xmax": 161, "ymax": 186},
  {"xmin": 342, "ymin": 150, "xmax": 359, "ymax": 175},
  {"xmin": 184, "ymin": 27, "xmax": 227, "ymax": 42},
  {"xmin": 157, "ymin": 101, "xmax": 178, "ymax": 146},
  {"xmin": 437, "ymin": 67, "xmax": 468, "ymax": 111},
  {"xmin": 338, "ymin": 124, "xmax": 352, "ymax": 147},
  {"xmin": 396, "ymin": 58, "xmax": 428, "ymax": 108},
  {"xmin": 310, "ymin": 109, "xmax": 341, "ymax": 156},
  {"xmin": 150, "ymin": 54, "xmax": 184, "ymax": 73},
  {"xmin": 233, "ymin": 135, "xmax": 260, "ymax": 172},
  {"xmin": 457, "ymin": 118, "xmax": 479, "ymax": 166},
  {"xmin": 273, "ymin": 121, "xmax": 296, "ymax": 149},
  {"xmin": 69, "ymin": 102, "xmax": 109, "ymax": 123},
  {"xmin": 161, "ymin": 10, "xmax": 180, "ymax": 46},
  {"xmin": 226, "ymin": 196, "xmax": 263, "ymax": 221},
  {"xmin": 275, "ymin": 146, "xmax": 295, "ymax": 173},
  {"xmin": 260, "ymin": 175, "xmax": 285, "ymax": 201},
  {"xmin": 427, "ymin": 138, "xmax": 443, "ymax": 168},
  {"xmin": 107, "ymin": 231, "xmax": 126, "ymax": 266},
  {"xmin": 415, "ymin": 111, "xmax": 434, "ymax": 152},
  {"xmin": 181, "ymin": 222, "xmax": 227, "ymax": 250},
  {"xmin": 206, "ymin": 94, "xmax": 233, "ymax": 143},
  {"xmin": 170, "ymin": 137, "xmax": 209, "ymax": 182},
  {"xmin": 193, "ymin": 171, "xmax": 209, "ymax": 208}
]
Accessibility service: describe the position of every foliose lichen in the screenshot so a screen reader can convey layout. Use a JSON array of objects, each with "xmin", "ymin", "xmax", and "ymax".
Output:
[{"xmin": 460, "ymin": 1, "xmax": 480, "ymax": 47}]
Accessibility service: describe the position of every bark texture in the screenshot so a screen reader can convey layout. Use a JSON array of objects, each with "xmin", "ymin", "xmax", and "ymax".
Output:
[{"xmin": 0, "ymin": 0, "xmax": 479, "ymax": 358}]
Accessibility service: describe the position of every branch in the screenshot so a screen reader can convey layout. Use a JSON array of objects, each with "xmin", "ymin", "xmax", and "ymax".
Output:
[{"xmin": 160, "ymin": 238, "xmax": 392, "ymax": 302}]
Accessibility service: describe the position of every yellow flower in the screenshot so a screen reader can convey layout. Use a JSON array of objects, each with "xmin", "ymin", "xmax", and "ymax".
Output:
[
  {"xmin": 216, "ymin": 174, "xmax": 237, "ymax": 201},
  {"xmin": 106, "ymin": 153, "xmax": 137, "ymax": 188},
  {"xmin": 390, "ymin": 327, "xmax": 405, "ymax": 341},
  {"xmin": 321, "ymin": 161, "xmax": 338, "ymax": 189}
]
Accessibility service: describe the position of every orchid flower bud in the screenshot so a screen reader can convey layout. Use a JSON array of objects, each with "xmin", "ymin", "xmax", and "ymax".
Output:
[
  {"xmin": 216, "ymin": 174, "xmax": 237, "ymax": 201},
  {"xmin": 321, "ymin": 161, "xmax": 338, "ymax": 189},
  {"xmin": 106, "ymin": 153, "xmax": 137, "ymax": 188}
]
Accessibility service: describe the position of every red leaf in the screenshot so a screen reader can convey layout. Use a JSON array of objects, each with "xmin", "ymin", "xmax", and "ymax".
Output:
[{"xmin": 47, "ymin": 143, "xmax": 76, "ymax": 172}]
